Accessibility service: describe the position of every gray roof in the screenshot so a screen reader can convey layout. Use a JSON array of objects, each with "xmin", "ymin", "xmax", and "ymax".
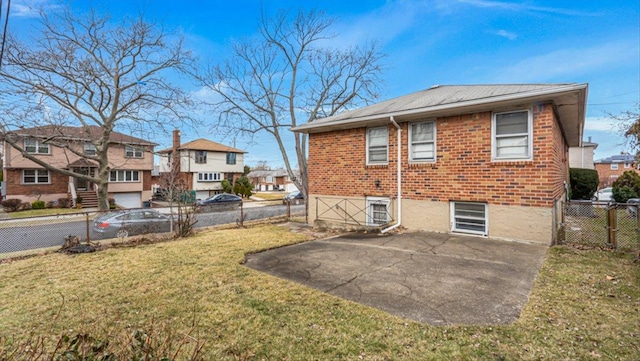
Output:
[
  {"xmin": 596, "ymin": 154, "xmax": 635, "ymax": 164},
  {"xmin": 291, "ymin": 83, "xmax": 588, "ymax": 147}
]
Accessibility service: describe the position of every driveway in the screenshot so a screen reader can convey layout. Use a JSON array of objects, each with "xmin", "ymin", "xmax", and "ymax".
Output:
[{"xmin": 245, "ymin": 231, "xmax": 548, "ymax": 325}]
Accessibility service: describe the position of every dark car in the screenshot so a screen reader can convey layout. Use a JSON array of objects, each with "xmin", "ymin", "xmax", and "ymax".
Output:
[
  {"xmin": 283, "ymin": 190, "xmax": 304, "ymax": 204},
  {"xmin": 93, "ymin": 209, "xmax": 171, "ymax": 239},
  {"xmin": 197, "ymin": 193, "xmax": 242, "ymax": 206}
]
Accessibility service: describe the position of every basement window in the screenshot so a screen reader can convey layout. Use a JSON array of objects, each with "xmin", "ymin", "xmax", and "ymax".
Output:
[{"xmin": 451, "ymin": 202, "xmax": 488, "ymax": 236}]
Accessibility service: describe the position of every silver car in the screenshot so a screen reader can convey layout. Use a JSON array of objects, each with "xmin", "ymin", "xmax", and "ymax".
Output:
[{"xmin": 93, "ymin": 209, "xmax": 171, "ymax": 239}]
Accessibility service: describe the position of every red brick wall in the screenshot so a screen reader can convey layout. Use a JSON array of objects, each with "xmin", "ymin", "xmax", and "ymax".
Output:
[
  {"xmin": 4, "ymin": 169, "xmax": 69, "ymax": 198},
  {"xmin": 594, "ymin": 163, "xmax": 639, "ymax": 188},
  {"xmin": 308, "ymin": 103, "xmax": 567, "ymax": 208}
]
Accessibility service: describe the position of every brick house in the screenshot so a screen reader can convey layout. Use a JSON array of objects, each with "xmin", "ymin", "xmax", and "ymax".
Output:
[
  {"xmin": 292, "ymin": 84, "xmax": 588, "ymax": 244},
  {"xmin": 594, "ymin": 154, "xmax": 638, "ymax": 188},
  {"xmin": 247, "ymin": 169, "xmax": 299, "ymax": 192},
  {"xmin": 2, "ymin": 125, "xmax": 156, "ymax": 208},
  {"xmin": 156, "ymin": 130, "xmax": 246, "ymax": 200}
]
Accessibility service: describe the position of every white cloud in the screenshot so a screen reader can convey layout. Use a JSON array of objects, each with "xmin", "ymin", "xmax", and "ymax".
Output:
[
  {"xmin": 584, "ymin": 116, "xmax": 617, "ymax": 132},
  {"xmin": 11, "ymin": 0, "xmax": 60, "ymax": 18},
  {"xmin": 494, "ymin": 29, "xmax": 517, "ymax": 40},
  {"xmin": 493, "ymin": 40, "xmax": 636, "ymax": 83},
  {"xmin": 456, "ymin": 0, "xmax": 600, "ymax": 16}
]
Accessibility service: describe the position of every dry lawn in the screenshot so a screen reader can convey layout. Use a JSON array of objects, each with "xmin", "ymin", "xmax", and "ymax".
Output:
[{"xmin": 0, "ymin": 224, "xmax": 638, "ymax": 360}]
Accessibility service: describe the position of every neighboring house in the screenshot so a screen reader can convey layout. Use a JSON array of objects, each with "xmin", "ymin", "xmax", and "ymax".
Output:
[
  {"xmin": 156, "ymin": 130, "xmax": 246, "ymax": 200},
  {"xmin": 247, "ymin": 169, "xmax": 298, "ymax": 192},
  {"xmin": 2, "ymin": 125, "xmax": 156, "ymax": 208},
  {"xmin": 568, "ymin": 136, "xmax": 598, "ymax": 169},
  {"xmin": 292, "ymin": 83, "xmax": 588, "ymax": 245},
  {"xmin": 594, "ymin": 154, "xmax": 638, "ymax": 188}
]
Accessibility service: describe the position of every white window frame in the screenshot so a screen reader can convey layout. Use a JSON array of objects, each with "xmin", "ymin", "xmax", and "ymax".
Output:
[
  {"xmin": 198, "ymin": 172, "xmax": 222, "ymax": 182},
  {"xmin": 22, "ymin": 169, "xmax": 50, "ymax": 184},
  {"xmin": 366, "ymin": 126, "xmax": 388, "ymax": 165},
  {"xmin": 265, "ymin": 176, "xmax": 274, "ymax": 183},
  {"xmin": 491, "ymin": 109, "xmax": 533, "ymax": 161},
  {"xmin": 24, "ymin": 138, "xmax": 50, "ymax": 154},
  {"xmin": 624, "ymin": 162, "xmax": 630, "ymax": 168},
  {"xmin": 611, "ymin": 163, "xmax": 619, "ymax": 170},
  {"xmin": 409, "ymin": 120, "xmax": 436, "ymax": 162},
  {"xmin": 450, "ymin": 201, "xmax": 488, "ymax": 236},
  {"xmin": 195, "ymin": 151, "xmax": 207, "ymax": 164},
  {"xmin": 84, "ymin": 142, "xmax": 96, "ymax": 156},
  {"xmin": 109, "ymin": 170, "xmax": 140, "ymax": 182},
  {"xmin": 125, "ymin": 145, "xmax": 143, "ymax": 159},
  {"xmin": 366, "ymin": 197, "xmax": 390, "ymax": 226}
]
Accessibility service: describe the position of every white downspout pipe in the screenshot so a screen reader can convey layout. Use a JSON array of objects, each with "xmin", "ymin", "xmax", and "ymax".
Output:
[{"xmin": 382, "ymin": 116, "xmax": 402, "ymax": 233}]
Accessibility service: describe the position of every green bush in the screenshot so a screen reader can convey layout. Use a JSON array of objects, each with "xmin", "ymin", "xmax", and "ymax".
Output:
[
  {"xmin": 569, "ymin": 168, "xmax": 599, "ymax": 200},
  {"xmin": 221, "ymin": 179, "xmax": 232, "ymax": 193},
  {"xmin": 31, "ymin": 200, "xmax": 46, "ymax": 209},
  {"xmin": 233, "ymin": 176, "xmax": 254, "ymax": 198},
  {"xmin": 612, "ymin": 170, "xmax": 640, "ymax": 202}
]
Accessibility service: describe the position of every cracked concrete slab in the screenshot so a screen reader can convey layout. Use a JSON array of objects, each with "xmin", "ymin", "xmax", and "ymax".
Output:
[{"xmin": 244, "ymin": 231, "xmax": 548, "ymax": 325}]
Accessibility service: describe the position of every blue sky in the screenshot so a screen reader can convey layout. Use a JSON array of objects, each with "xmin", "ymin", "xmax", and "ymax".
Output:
[{"xmin": 9, "ymin": 0, "xmax": 640, "ymax": 166}]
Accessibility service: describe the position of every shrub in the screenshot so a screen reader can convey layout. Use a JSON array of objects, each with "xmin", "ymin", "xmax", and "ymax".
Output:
[
  {"xmin": 19, "ymin": 202, "xmax": 32, "ymax": 211},
  {"xmin": 569, "ymin": 168, "xmax": 599, "ymax": 200},
  {"xmin": 108, "ymin": 198, "xmax": 116, "ymax": 209},
  {"xmin": 58, "ymin": 197, "xmax": 71, "ymax": 208},
  {"xmin": 46, "ymin": 200, "xmax": 55, "ymax": 208},
  {"xmin": 31, "ymin": 200, "xmax": 46, "ymax": 209},
  {"xmin": 613, "ymin": 170, "xmax": 640, "ymax": 202},
  {"xmin": 221, "ymin": 179, "xmax": 232, "ymax": 193},
  {"xmin": 1, "ymin": 199, "xmax": 22, "ymax": 212}
]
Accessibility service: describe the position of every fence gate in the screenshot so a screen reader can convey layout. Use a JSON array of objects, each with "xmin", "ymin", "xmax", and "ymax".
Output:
[{"xmin": 562, "ymin": 201, "xmax": 640, "ymax": 252}]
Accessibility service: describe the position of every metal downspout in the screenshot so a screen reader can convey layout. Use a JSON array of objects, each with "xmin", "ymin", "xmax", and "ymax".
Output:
[{"xmin": 382, "ymin": 116, "xmax": 402, "ymax": 233}]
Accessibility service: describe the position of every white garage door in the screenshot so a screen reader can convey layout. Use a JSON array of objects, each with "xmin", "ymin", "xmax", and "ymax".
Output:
[{"xmin": 112, "ymin": 192, "xmax": 142, "ymax": 209}]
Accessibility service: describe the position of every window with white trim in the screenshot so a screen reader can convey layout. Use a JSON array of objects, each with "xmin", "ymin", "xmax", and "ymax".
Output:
[
  {"xmin": 492, "ymin": 110, "xmax": 532, "ymax": 160},
  {"xmin": 195, "ymin": 151, "xmax": 207, "ymax": 164},
  {"xmin": 109, "ymin": 170, "xmax": 140, "ymax": 182},
  {"xmin": 84, "ymin": 143, "xmax": 96, "ymax": 155},
  {"xmin": 451, "ymin": 202, "xmax": 488, "ymax": 235},
  {"xmin": 198, "ymin": 172, "xmax": 222, "ymax": 182},
  {"xmin": 366, "ymin": 197, "xmax": 390, "ymax": 226},
  {"xmin": 24, "ymin": 138, "xmax": 50, "ymax": 154},
  {"xmin": 266, "ymin": 176, "xmax": 274, "ymax": 183},
  {"xmin": 624, "ymin": 162, "xmax": 630, "ymax": 168},
  {"xmin": 125, "ymin": 145, "xmax": 143, "ymax": 158},
  {"xmin": 367, "ymin": 126, "xmax": 388, "ymax": 164},
  {"xmin": 23, "ymin": 169, "xmax": 50, "ymax": 184},
  {"xmin": 409, "ymin": 121, "xmax": 436, "ymax": 162},
  {"xmin": 611, "ymin": 163, "xmax": 619, "ymax": 170}
]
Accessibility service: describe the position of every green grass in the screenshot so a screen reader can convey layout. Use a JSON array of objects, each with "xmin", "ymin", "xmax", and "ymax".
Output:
[
  {"xmin": 0, "ymin": 225, "xmax": 638, "ymax": 360},
  {"xmin": 565, "ymin": 207, "xmax": 639, "ymax": 251},
  {"xmin": 6, "ymin": 208, "xmax": 83, "ymax": 219}
]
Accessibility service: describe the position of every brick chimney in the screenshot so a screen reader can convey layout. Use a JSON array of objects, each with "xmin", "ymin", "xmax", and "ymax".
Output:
[{"xmin": 172, "ymin": 129, "xmax": 181, "ymax": 172}]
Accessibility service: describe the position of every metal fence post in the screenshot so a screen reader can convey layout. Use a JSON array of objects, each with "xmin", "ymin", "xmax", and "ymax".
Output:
[
  {"xmin": 239, "ymin": 201, "xmax": 244, "ymax": 228},
  {"xmin": 607, "ymin": 205, "xmax": 617, "ymax": 249},
  {"xmin": 286, "ymin": 199, "xmax": 291, "ymax": 221}
]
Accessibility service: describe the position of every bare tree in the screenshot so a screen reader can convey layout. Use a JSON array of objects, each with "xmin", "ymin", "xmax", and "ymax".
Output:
[
  {"xmin": 0, "ymin": 7, "xmax": 196, "ymax": 210},
  {"xmin": 198, "ymin": 10, "xmax": 384, "ymax": 197},
  {"xmin": 611, "ymin": 103, "xmax": 640, "ymax": 158}
]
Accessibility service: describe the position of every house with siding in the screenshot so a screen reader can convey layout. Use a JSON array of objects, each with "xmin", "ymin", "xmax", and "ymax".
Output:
[
  {"xmin": 594, "ymin": 154, "xmax": 638, "ymax": 188},
  {"xmin": 291, "ymin": 84, "xmax": 588, "ymax": 244},
  {"xmin": 156, "ymin": 130, "xmax": 246, "ymax": 200},
  {"xmin": 247, "ymin": 169, "xmax": 299, "ymax": 192},
  {"xmin": 1, "ymin": 125, "xmax": 156, "ymax": 208},
  {"xmin": 569, "ymin": 137, "xmax": 598, "ymax": 169}
]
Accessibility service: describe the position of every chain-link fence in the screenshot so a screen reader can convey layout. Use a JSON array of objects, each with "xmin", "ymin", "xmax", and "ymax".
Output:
[
  {"xmin": 0, "ymin": 200, "xmax": 306, "ymax": 258},
  {"xmin": 563, "ymin": 201, "xmax": 639, "ymax": 252}
]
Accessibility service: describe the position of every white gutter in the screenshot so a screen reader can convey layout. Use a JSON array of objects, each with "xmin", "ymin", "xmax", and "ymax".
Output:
[{"xmin": 382, "ymin": 116, "xmax": 402, "ymax": 234}]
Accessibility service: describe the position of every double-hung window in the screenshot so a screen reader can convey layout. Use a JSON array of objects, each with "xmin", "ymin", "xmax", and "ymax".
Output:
[
  {"xmin": 492, "ymin": 110, "xmax": 532, "ymax": 160},
  {"xmin": 226, "ymin": 152, "xmax": 236, "ymax": 165},
  {"xmin": 409, "ymin": 121, "xmax": 436, "ymax": 162},
  {"xmin": 84, "ymin": 143, "xmax": 96, "ymax": 156},
  {"xmin": 125, "ymin": 145, "xmax": 143, "ymax": 158},
  {"xmin": 195, "ymin": 151, "xmax": 207, "ymax": 164},
  {"xmin": 611, "ymin": 163, "xmax": 619, "ymax": 170},
  {"xmin": 451, "ymin": 202, "xmax": 488, "ymax": 236},
  {"xmin": 24, "ymin": 138, "xmax": 49, "ymax": 154},
  {"xmin": 109, "ymin": 170, "xmax": 140, "ymax": 182},
  {"xmin": 367, "ymin": 126, "xmax": 388, "ymax": 164},
  {"xmin": 23, "ymin": 169, "xmax": 50, "ymax": 184}
]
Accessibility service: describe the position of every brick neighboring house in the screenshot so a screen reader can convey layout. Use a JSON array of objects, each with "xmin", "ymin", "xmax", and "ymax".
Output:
[
  {"xmin": 2, "ymin": 125, "xmax": 156, "ymax": 208},
  {"xmin": 594, "ymin": 154, "xmax": 638, "ymax": 188},
  {"xmin": 569, "ymin": 136, "xmax": 598, "ymax": 169},
  {"xmin": 156, "ymin": 130, "xmax": 246, "ymax": 200},
  {"xmin": 292, "ymin": 83, "xmax": 588, "ymax": 244},
  {"xmin": 247, "ymin": 169, "xmax": 299, "ymax": 192}
]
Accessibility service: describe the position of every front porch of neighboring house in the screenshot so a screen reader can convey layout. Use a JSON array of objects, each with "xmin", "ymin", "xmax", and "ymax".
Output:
[{"xmin": 67, "ymin": 160, "xmax": 99, "ymax": 208}]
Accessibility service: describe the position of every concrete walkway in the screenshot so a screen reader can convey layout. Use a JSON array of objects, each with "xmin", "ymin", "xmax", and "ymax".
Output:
[{"xmin": 245, "ymin": 231, "xmax": 548, "ymax": 325}]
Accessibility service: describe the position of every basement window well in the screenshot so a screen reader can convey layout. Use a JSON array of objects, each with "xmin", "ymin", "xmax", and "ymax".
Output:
[{"xmin": 451, "ymin": 202, "xmax": 488, "ymax": 236}]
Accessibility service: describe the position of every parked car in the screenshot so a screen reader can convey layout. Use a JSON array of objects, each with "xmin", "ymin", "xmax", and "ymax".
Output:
[
  {"xmin": 595, "ymin": 187, "xmax": 613, "ymax": 202},
  {"xmin": 283, "ymin": 190, "xmax": 304, "ymax": 204},
  {"xmin": 93, "ymin": 209, "xmax": 171, "ymax": 239},
  {"xmin": 197, "ymin": 193, "xmax": 242, "ymax": 206},
  {"xmin": 627, "ymin": 198, "xmax": 640, "ymax": 217}
]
